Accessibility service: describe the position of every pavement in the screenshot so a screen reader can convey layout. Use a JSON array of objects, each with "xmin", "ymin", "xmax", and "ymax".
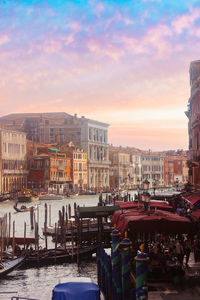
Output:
[{"xmin": 148, "ymin": 252, "xmax": 200, "ymax": 299}]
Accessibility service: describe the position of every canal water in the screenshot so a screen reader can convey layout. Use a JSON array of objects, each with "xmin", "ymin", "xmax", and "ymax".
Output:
[
  {"xmin": 0, "ymin": 189, "xmax": 171, "ymax": 299},
  {"xmin": 0, "ymin": 193, "xmax": 132, "ymax": 300}
]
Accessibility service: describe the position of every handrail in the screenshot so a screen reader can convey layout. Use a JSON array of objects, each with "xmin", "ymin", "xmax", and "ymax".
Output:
[{"xmin": 11, "ymin": 297, "xmax": 39, "ymax": 300}]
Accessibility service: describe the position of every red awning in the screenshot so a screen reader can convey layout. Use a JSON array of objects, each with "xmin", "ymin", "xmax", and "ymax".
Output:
[
  {"xmin": 191, "ymin": 209, "xmax": 200, "ymax": 221},
  {"xmin": 111, "ymin": 209, "xmax": 191, "ymax": 235},
  {"xmin": 185, "ymin": 194, "xmax": 200, "ymax": 205},
  {"xmin": 115, "ymin": 201, "xmax": 173, "ymax": 211}
]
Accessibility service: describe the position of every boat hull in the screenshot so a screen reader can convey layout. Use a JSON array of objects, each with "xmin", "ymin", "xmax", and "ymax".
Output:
[
  {"xmin": 0, "ymin": 255, "xmax": 25, "ymax": 277},
  {"xmin": 23, "ymin": 246, "xmax": 97, "ymax": 268}
]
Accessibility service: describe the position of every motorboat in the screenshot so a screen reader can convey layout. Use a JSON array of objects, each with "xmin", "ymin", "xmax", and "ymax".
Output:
[{"xmin": 39, "ymin": 194, "xmax": 63, "ymax": 200}]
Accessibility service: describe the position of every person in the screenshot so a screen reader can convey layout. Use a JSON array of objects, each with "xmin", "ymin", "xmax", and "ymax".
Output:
[
  {"xmin": 175, "ymin": 240, "xmax": 183, "ymax": 264},
  {"xmin": 184, "ymin": 237, "xmax": 192, "ymax": 266},
  {"xmin": 14, "ymin": 244, "xmax": 21, "ymax": 256}
]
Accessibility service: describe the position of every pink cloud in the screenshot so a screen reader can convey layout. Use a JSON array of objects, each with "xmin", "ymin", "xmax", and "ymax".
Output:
[
  {"xmin": 0, "ymin": 34, "xmax": 10, "ymax": 46},
  {"xmin": 172, "ymin": 8, "xmax": 200, "ymax": 34}
]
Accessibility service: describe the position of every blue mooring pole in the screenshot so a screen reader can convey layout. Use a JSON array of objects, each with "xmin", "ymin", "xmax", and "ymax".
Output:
[
  {"xmin": 135, "ymin": 244, "xmax": 149, "ymax": 300},
  {"xmin": 111, "ymin": 225, "xmax": 122, "ymax": 300},
  {"xmin": 120, "ymin": 232, "xmax": 131, "ymax": 300}
]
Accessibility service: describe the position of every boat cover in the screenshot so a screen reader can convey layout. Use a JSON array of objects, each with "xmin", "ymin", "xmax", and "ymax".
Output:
[
  {"xmin": 115, "ymin": 201, "xmax": 173, "ymax": 211},
  {"xmin": 52, "ymin": 282, "xmax": 100, "ymax": 300},
  {"xmin": 111, "ymin": 209, "xmax": 192, "ymax": 234}
]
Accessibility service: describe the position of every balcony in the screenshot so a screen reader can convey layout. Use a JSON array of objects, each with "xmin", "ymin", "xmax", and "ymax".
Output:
[{"xmin": 58, "ymin": 165, "xmax": 64, "ymax": 171}]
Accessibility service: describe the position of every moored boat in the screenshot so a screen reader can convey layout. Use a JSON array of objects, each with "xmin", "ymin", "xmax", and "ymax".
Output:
[
  {"xmin": 23, "ymin": 246, "xmax": 97, "ymax": 268},
  {"xmin": 39, "ymin": 194, "xmax": 63, "ymax": 200},
  {"xmin": 13, "ymin": 204, "xmax": 38, "ymax": 213},
  {"xmin": 18, "ymin": 189, "xmax": 39, "ymax": 203},
  {"xmin": 0, "ymin": 255, "xmax": 25, "ymax": 277}
]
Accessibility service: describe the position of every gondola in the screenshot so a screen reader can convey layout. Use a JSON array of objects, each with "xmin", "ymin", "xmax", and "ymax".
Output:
[
  {"xmin": 13, "ymin": 204, "xmax": 37, "ymax": 213},
  {"xmin": 23, "ymin": 245, "xmax": 97, "ymax": 268},
  {"xmin": 0, "ymin": 255, "xmax": 25, "ymax": 277}
]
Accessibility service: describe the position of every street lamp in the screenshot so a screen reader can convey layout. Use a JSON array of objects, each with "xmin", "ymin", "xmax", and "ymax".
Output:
[
  {"xmin": 137, "ymin": 178, "xmax": 140, "ymax": 201},
  {"xmin": 142, "ymin": 179, "xmax": 150, "ymax": 210},
  {"xmin": 143, "ymin": 179, "xmax": 150, "ymax": 191},
  {"xmin": 153, "ymin": 180, "xmax": 157, "ymax": 196}
]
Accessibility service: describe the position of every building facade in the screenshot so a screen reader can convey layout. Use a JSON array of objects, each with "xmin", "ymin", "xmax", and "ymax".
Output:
[
  {"xmin": 130, "ymin": 153, "xmax": 142, "ymax": 187},
  {"xmin": 141, "ymin": 152, "xmax": 164, "ymax": 188},
  {"xmin": 60, "ymin": 143, "xmax": 88, "ymax": 193},
  {"xmin": 0, "ymin": 112, "xmax": 110, "ymax": 192},
  {"xmin": 28, "ymin": 148, "xmax": 72, "ymax": 194},
  {"xmin": 109, "ymin": 148, "xmax": 132, "ymax": 190},
  {"xmin": 186, "ymin": 60, "xmax": 200, "ymax": 190},
  {"xmin": 0, "ymin": 128, "xmax": 28, "ymax": 195}
]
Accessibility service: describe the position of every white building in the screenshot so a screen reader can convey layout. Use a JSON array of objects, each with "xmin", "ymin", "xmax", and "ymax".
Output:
[
  {"xmin": 0, "ymin": 128, "xmax": 28, "ymax": 195},
  {"xmin": 141, "ymin": 153, "xmax": 164, "ymax": 188},
  {"xmin": 61, "ymin": 115, "xmax": 110, "ymax": 191},
  {"xmin": 131, "ymin": 153, "xmax": 142, "ymax": 187}
]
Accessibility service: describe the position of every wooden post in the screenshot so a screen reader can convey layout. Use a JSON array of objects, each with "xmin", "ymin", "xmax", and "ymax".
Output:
[
  {"xmin": 66, "ymin": 205, "xmax": 68, "ymax": 222},
  {"xmin": 35, "ymin": 221, "xmax": 37, "ymax": 251},
  {"xmin": 44, "ymin": 203, "xmax": 48, "ymax": 228},
  {"xmin": 77, "ymin": 217, "xmax": 80, "ymax": 266},
  {"xmin": 0, "ymin": 220, "xmax": 3, "ymax": 262},
  {"xmin": 54, "ymin": 223, "xmax": 57, "ymax": 263},
  {"xmin": 8, "ymin": 212, "xmax": 11, "ymax": 247},
  {"xmin": 24, "ymin": 222, "xmax": 26, "ymax": 252},
  {"xmin": 30, "ymin": 207, "xmax": 34, "ymax": 230},
  {"xmin": 44, "ymin": 221, "xmax": 47, "ymax": 249},
  {"xmin": 49, "ymin": 205, "xmax": 51, "ymax": 227},
  {"xmin": 59, "ymin": 210, "xmax": 62, "ymax": 245},
  {"xmin": 74, "ymin": 202, "xmax": 76, "ymax": 216},
  {"xmin": 71, "ymin": 221, "xmax": 74, "ymax": 260},
  {"xmin": 12, "ymin": 221, "xmax": 15, "ymax": 257},
  {"xmin": 37, "ymin": 204, "xmax": 39, "ymax": 227},
  {"xmin": 68, "ymin": 204, "xmax": 71, "ymax": 219}
]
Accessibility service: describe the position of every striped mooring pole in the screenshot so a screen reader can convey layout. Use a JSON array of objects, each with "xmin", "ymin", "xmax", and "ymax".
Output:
[
  {"xmin": 135, "ymin": 244, "xmax": 149, "ymax": 300},
  {"xmin": 111, "ymin": 225, "xmax": 122, "ymax": 300},
  {"xmin": 120, "ymin": 232, "xmax": 131, "ymax": 300}
]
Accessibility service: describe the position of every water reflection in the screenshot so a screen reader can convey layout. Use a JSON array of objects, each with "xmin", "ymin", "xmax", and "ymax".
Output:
[{"xmin": 0, "ymin": 192, "xmax": 138, "ymax": 299}]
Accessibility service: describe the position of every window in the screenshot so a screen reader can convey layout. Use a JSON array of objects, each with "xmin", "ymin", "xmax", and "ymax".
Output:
[
  {"xmin": 3, "ymin": 143, "xmax": 6, "ymax": 153},
  {"xmin": 22, "ymin": 145, "xmax": 25, "ymax": 154}
]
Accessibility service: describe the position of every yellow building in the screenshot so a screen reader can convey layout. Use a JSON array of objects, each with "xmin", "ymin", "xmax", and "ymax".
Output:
[{"xmin": 0, "ymin": 128, "xmax": 28, "ymax": 195}]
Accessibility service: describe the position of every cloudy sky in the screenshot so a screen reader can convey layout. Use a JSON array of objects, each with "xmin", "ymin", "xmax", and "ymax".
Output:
[{"xmin": 0, "ymin": 0, "xmax": 198, "ymax": 150}]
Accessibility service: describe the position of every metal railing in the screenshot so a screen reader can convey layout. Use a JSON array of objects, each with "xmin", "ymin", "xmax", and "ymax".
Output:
[{"xmin": 11, "ymin": 297, "xmax": 39, "ymax": 300}]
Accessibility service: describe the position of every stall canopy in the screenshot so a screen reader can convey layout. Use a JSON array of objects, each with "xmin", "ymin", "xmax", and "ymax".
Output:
[
  {"xmin": 184, "ymin": 194, "xmax": 200, "ymax": 206},
  {"xmin": 191, "ymin": 209, "xmax": 200, "ymax": 221},
  {"xmin": 115, "ymin": 201, "xmax": 173, "ymax": 211},
  {"xmin": 111, "ymin": 209, "xmax": 191, "ymax": 235},
  {"xmin": 78, "ymin": 205, "xmax": 120, "ymax": 218}
]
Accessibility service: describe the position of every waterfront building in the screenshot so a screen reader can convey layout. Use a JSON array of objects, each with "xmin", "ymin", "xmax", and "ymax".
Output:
[
  {"xmin": 0, "ymin": 128, "xmax": 28, "ymax": 195},
  {"xmin": 65, "ymin": 115, "xmax": 110, "ymax": 192},
  {"xmin": 60, "ymin": 143, "xmax": 88, "ymax": 193},
  {"xmin": 28, "ymin": 146, "xmax": 72, "ymax": 194},
  {"xmin": 0, "ymin": 113, "xmax": 110, "ymax": 192},
  {"xmin": 164, "ymin": 156, "xmax": 175, "ymax": 186},
  {"xmin": 186, "ymin": 60, "xmax": 200, "ymax": 190},
  {"xmin": 130, "ymin": 153, "xmax": 142, "ymax": 187},
  {"xmin": 141, "ymin": 152, "xmax": 164, "ymax": 188},
  {"xmin": 109, "ymin": 148, "xmax": 132, "ymax": 190}
]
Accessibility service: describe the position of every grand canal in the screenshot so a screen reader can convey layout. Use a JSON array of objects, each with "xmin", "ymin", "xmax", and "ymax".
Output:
[
  {"xmin": 0, "ymin": 189, "xmax": 173, "ymax": 299},
  {"xmin": 0, "ymin": 193, "xmax": 131, "ymax": 300}
]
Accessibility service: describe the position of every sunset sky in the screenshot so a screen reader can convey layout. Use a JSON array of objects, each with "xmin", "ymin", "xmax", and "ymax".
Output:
[{"xmin": 0, "ymin": 0, "xmax": 199, "ymax": 150}]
